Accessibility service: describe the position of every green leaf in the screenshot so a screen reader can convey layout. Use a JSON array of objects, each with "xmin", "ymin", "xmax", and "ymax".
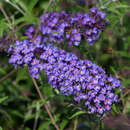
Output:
[
  {"xmin": 42, "ymin": 85, "xmax": 54, "ymax": 98},
  {"xmin": 112, "ymin": 104, "xmax": 117, "ymax": 113},
  {"xmin": 10, "ymin": 110, "xmax": 24, "ymax": 118},
  {"xmin": 38, "ymin": 98, "xmax": 50, "ymax": 107},
  {"xmin": 24, "ymin": 114, "xmax": 35, "ymax": 122},
  {"xmin": 25, "ymin": 127, "xmax": 31, "ymax": 130},
  {"xmin": 17, "ymin": 0, "xmax": 30, "ymax": 14},
  {"xmin": 110, "ymin": 66, "xmax": 117, "ymax": 75},
  {"xmin": 100, "ymin": 54, "xmax": 111, "ymax": 62},
  {"xmin": 0, "ymin": 19, "xmax": 9, "ymax": 37},
  {"xmin": 28, "ymin": 0, "xmax": 39, "ymax": 11},
  {"xmin": 68, "ymin": 111, "xmax": 86, "ymax": 119},
  {"xmin": 99, "ymin": 0, "xmax": 104, "ymax": 6},
  {"xmin": 0, "ymin": 96, "xmax": 8, "ymax": 104},
  {"xmin": 54, "ymin": 113, "xmax": 61, "ymax": 122},
  {"xmin": 0, "ymin": 126, "xmax": 3, "ymax": 130},
  {"xmin": 60, "ymin": 119, "xmax": 68, "ymax": 130},
  {"xmin": 40, "ymin": 1, "xmax": 49, "ymax": 9},
  {"xmin": 14, "ymin": 16, "xmax": 39, "ymax": 25},
  {"xmin": 115, "ymin": 51, "xmax": 130, "ymax": 58},
  {"xmin": 38, "ymin": 121, "xmax": 52, "ymax": 130},
  {"xmin": 107, "ymin": 3, "xmax": 121, "ymax": 16},
  {"xmin": 122, "ymin": 78, "xmax": 130, "ymax": 86},
  {"xmin": 0, "ymin": 68, "xmax": 6, "ymax": 75},
  {"xmin": 0, "ymin": 109, "xmax": 14, "ymax": 124},
  {"xmin": 120, "ymin": 66, "xmax": 130, "ymax": 71}
]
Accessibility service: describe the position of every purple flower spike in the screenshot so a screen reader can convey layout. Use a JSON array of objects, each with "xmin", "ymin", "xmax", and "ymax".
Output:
[
  {"xmin": 8, "ymin": 39, "xmax": 122, "ymax": 115},
  {"xmin": 24, "ymin": 9, "xmax": 109, "ymax": 46}
]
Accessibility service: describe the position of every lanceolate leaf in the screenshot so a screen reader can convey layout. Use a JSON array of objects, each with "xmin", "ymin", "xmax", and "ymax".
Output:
[{"xmin": 69, "ymin": 111, "xmax": 86, "ymax": 119}]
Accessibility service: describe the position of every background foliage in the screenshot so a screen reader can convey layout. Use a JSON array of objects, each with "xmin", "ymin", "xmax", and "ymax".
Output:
[{"xmin": 0, "ymin": 0, "xmax": 130, "ymax": 130}]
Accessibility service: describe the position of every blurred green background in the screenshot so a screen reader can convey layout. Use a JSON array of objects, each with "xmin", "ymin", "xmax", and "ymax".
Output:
[{"xmin": 0, "ymin": 0, "xmax": 130, "ymax": 130}]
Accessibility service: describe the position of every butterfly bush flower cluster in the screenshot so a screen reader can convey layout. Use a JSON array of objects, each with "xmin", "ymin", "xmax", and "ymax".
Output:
[
  {"xmin": 25, "ymin": 8, "xmax": 109, "ymax": 46},
  {"xmin": 8, "ymin": 40, "xmax": 122, "ymax": 114}
]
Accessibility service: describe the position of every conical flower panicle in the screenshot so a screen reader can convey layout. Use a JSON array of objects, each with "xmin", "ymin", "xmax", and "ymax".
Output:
[
  {"xmin": 8, "ymin": 40, "xmax": 122, "ymax": 114},
  {"xmin": 25, "ymin": 8, "xmax": 109, "ymax": 46}
]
